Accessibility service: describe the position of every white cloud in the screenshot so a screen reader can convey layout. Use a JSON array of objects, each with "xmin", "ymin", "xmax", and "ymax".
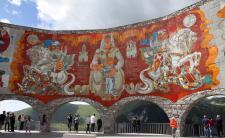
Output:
[
  {"xmin": 32, "ymin": 0, "xmax": 200, "ymax": 30},
  {"xmin": 11, "ymin": 10, "xmax": 20, "ymax": 15},
  {"xmin": 0, "ymin": 18, "xmax": 11, "ymax": 23},
  {"xmin": 7, "ymin": 0, "xmax": 23, "ymax": 6},
  {"xmin": 70, "ymin": 101, "xmax": 89, "ymax": 105}
]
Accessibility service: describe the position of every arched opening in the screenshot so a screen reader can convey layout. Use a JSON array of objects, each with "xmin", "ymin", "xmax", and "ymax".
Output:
[
  {"xmin": 0, "ymin": 100, "xmax": 40, "ymax": 132},
  {"xmin": 115, "ymin": 100, "xmax": 170, "ymax": 134},
  {"xmin": 182, "ymin": 95, "xmax": 225, "ymax": 137},
  {"xmin": 50, "ymin": 101, "xmax": 102, "ymax": 133}
]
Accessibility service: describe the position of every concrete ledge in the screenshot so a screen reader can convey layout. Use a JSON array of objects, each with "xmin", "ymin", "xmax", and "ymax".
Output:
[{"xmin": 63, "ymin": 133, "xmax": 96, "ymax": 138}]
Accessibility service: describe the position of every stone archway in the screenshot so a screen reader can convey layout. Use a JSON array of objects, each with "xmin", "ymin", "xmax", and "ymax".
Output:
[
  {"xmin": 108, "ymin": 96, "xmax": 173, "ymax": 134},
  {"xmin": 177, "ymin": 88, "xmax": 225, "ymax": 136},
  {"xmin": 47, "ymin": 97, "xmax": 106, "ymax": 133},
  {"xmin": 110, "ymin": 96, "xmax": 173, "ymax": 118},
  {"xmin": 0, "ymin": 94, "xmax": 44, "ymax": 131}
]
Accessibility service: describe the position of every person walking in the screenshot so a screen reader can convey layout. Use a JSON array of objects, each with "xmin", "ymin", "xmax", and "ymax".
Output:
[
  {"xmin": 86, "ymin": 115, "xmax": 91, "ymax": 134},
  {"xmin": 202, "ymin": 115, "xmax": 209, "ymax": 137},
  {"xmin": 215, "ymin": 115, "xmax": 223, "ymax": 137},
  {"xmin": 9, "ymin": 113, "xmax": 15, "ymax": 132},
  {"xmin": 97, "ymin": 118, "xmax": 102, "ymax": 132},
  {"xmin": 170, "ymin": 117, "xmax": 177, "ymax": 138},
  {"xmin": 74, "ymin": 114, "xmax": 79, "ymax": 133},
  {"xmin": 208, "ymin": 118, "xmax": 215, "ymax": 137},
  {"xmin": 25, "ymin": 115, "xmax": 32, "ymax": 134},
  {"xmin": 4, "ymin": 112, "xmax": 10, "ymax": 132},
  {"xmin": 90, "ymin": 114, "xmax": 96, "ymax": 132},
  {"xmin": 19, "ymin": 114, "xmax": 25, "ymax": 130},
  {"xmin": 0, "ymin": 111, "xmax": 6, "ymax": 132},
  {"xmin": 66, "ymin": 114, "xmax": 73, "ymax": 132}
]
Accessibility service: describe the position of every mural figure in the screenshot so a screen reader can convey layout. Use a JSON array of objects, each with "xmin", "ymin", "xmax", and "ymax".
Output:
[
  {"xmin": 0, "ymin": 27, "xmax": 10, "ymax": 87},
  {"xmin": 17, "ymin": 34, "xmax": 75, "ymax": 95},
  {"xmin": 78, "ymin": 44, "xmax": 88, "ymax": 62},
  {"xmin": 89, "ymin": 33, "xmax": 124, "ymax": 98},
  {"xmin": 126, "ymin": 40, "xmax": 137, "ymax": 58},
  {"xmin": 138, "ymin": 28, "xmax": 210, "ymax": 94}
]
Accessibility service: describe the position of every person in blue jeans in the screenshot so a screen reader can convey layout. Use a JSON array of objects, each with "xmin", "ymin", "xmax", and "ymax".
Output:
[{"xmin": 202, "ymin": 115, "xmax": 209, "ymax": 137}]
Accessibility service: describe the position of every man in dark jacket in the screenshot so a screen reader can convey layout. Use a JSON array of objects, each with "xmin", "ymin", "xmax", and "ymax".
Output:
[
  {"xmin": 0, "ymin": 111, "xmax": 6, "ymax": 131},
  {"xmin": 74, "ymin": 114, "xmax": 79, "ymax": 133},
  {"xmin": 9, "ymin": 113, "xmax": 15, "ymax": 132},
  {"xmin": 215, "ymin": 115, "xmax": 223, "ymax": 137},
  {"xmin": 66, "ymin": 114, "xmax": 73, "ymax": 132},
  {"xmin": 97, "ymin": 118, "xmax": 102, "ymax": 132}
]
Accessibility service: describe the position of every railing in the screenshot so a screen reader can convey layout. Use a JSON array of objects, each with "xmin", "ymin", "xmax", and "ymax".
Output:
[
  {"xmin": 184, "ymin": 124, "xmax": 225, "ymax": 137},
  {"xmin": 114, "ymin": 123, "xmax": 171, "ymax": 135},
  {"xmin": 51, "ymin": 122, "xmax": 98, "ymax": 132}
]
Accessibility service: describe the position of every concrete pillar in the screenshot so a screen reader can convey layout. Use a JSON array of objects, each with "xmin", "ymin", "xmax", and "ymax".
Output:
[
  {"xmin": 34, "ymin": 105, "xmax": 56, "ymax": 133},
  {"xmin": 102, "ymin": 109, "xmax": 115, "ymax": 134},
  {"xmin": 168, "ymin": 104, "xmax": 187, "ymax": 137}
]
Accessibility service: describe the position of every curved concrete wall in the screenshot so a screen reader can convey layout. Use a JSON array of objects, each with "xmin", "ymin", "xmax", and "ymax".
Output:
[
  {"xmin": 0, "ymin": 0, "xmax": 224, "ymax": 135},
  {"xmin": 0, "ymin": 0, "xmax": 224, "ymax": 107}
]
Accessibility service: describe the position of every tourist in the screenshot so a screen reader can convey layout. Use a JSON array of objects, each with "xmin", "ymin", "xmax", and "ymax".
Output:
[
  {"xmin": 169, "ymin": 117, "xmax": 177, "ymax": 138},
  {"xmin": 0, "ymin": 111, "xmax": 6, "ymax": 132},
  {"xmin": 132, "ymin": 116, "xmax": 137, "ymax": 132},
  {"xmin": 41, "ymin": 114, "xmax": 47, "ymax": 132},
  {"xmin": 18, "ymin": 114, "xmax": 25, "ymax": 130},
  {"xmin": 193, "ymin": 123, "xmax": 199, "ymax": 136},
  {"xmin": 90, "ymin": 114, "xmax": 96, "ymax": 132},
  {"xmin": 136, "ymin": 116, "xmax": 141, "ymax": 133},
  {"xmin": 86, "ymin": 115, "xmax": 91, "ymax": 134},
  {"xmin": 66, "ymin": 114, "xmax": 73, "ymax": 132},
  {"xmin": 74, "ymin": 114, "xmax": 79, "ymax": 133},
  {"xmin": 215, "ymin": 115, "xmax": 223, "ymax": 137},
  {"xmin": 25, "ymin": 115, "xmax": 32, "ymax": 134},
  {"xmin": 208, "ymin": 117, "xmax": 215, "ymax": 137},
  {"xmin": 97, "ymin": 118, "xmax": 102, "ymax": 132},
  {"xmin": 4, "ymin": 112, "xmax": 10, "ymax": 132},
  {"xmin": 202, "ymin": 115, "xmax": 209, "ymax": 137},
  {"xmin": 9, "ymin": 113, "xmax": 15, "ymax": 132}
]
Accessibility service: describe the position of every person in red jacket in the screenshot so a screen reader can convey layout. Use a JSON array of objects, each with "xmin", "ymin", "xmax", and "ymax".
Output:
[
  {"xmin": 208, "ymin": 118, "xmax": 215, "ymax": 137},
  {"xmin": 170, "ymin": 117, "xmax": 178, "ymax": 138}
]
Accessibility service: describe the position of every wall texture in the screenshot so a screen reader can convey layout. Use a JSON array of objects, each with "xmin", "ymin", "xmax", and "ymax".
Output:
[{"xmin": 0, "ymin": 0, "xmax": 224, "ymax": 135}]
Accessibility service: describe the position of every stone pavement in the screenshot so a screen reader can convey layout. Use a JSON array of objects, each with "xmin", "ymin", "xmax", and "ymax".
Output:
[{"xmin": 0, "ymin": 131, "xmax": 196, "ymax": 138}]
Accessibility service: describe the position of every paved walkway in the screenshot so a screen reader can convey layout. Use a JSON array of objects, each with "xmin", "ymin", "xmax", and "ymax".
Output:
[{"xmin": 0, "ymin": 131, "xmax": 182, "ymax": 138}]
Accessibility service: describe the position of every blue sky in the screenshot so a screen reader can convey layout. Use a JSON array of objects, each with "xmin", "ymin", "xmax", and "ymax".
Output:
[
  {"xmin": 0, "ymin": 0, "xmax": 39, "ymax": 27},
  {"xmin": 0, "ymin": 0, "xmax": 200, "ymax": 30},
  {"xmin": 0, "ymin": 0, "xmax": 200, "ymax": 111}
]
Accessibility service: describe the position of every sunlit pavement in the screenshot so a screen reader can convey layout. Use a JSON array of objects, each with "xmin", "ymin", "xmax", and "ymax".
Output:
[{"xmin": 0, "ymin": 130, "xmax": 192, "ymax": 138}]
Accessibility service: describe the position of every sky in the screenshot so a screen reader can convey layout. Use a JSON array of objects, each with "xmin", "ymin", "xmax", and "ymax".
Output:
[
  {"xmin": 0, "ymin": 100, "xmax": 88, "ymax": 112},
  {"xmin": 0, "ymin": 0, "xmax": 200, "ymax": 30},
  {"xmin": 0, "ymin": 0, "xmax": 200, "ymax": 112}
]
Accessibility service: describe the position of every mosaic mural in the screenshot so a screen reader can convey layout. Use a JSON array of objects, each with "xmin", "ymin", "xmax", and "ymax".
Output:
[{"xmin": 0, "ymin": 7, "xmax": 221, "ymax": 106}]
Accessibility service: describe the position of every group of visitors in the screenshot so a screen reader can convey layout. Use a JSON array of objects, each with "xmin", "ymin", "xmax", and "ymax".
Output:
[
  {"xmin": 0, "ymin": 111, "xmax": 32, "ymax": 134},
  {"xmin": 66, "ymin": 113, "xmax": 79, "ymax": 132},
  {"xmin": 202, "ymin": 115, "xmax": 223, "ymax": 137},
  {"xmin": 66, "ymin": 113, "xmax": 102, "ymax": 133},
  {"xmin": 131, "ymin": 116, "xmax": 141, "ymax": 132}
]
